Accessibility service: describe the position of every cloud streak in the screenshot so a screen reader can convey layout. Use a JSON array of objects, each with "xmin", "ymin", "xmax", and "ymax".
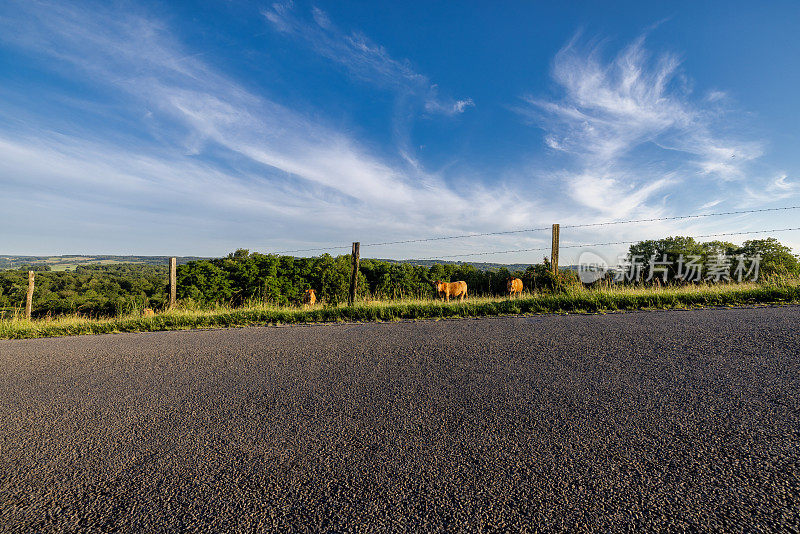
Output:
[
  {"xmin": 0, "ymin": 4, "xmax": 795, "ymax": 260},
  {"xmin": 263, "ymin": 3, "xmax": 473, "ymax": 117},
  {"xmin": 521, "ymin": 34, "xmax": 771, "ymax": 218},
  {"xmin": 0, "ymin": 1, "xmax": 533, "ymax": 256}
]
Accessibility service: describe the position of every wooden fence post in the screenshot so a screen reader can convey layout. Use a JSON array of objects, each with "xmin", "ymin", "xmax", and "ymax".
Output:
[
  {"xmin": 349, "ymin": 242, "xmax": 360, "ymax": 306},
  {"xmin": 551, "ymin": 224, "xmax": 560, "ymax": 274},
  {"xmin": 169, "ymin": 257, "xmax": 177, "ymax": 309},
  {"xmin": 25, "ymin": 271, "xmax": 34, "ymax": 320}
]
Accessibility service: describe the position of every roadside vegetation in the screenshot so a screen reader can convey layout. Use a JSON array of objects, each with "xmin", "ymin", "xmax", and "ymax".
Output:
[
  {"xmin": 2, "ymin": 236, "xmax": 798, "ymax": 339},
  {"xmin": 2, "ymin": 278, "xmax": 798, "ymax": 340}
]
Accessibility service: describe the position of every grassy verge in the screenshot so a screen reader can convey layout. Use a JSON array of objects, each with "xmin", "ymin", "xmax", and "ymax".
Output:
[{"xmin": 2, "ymin": 282, "xmax": 799, "ymax": 340}]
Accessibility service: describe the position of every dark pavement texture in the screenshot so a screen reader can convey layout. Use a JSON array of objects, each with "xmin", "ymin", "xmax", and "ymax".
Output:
[{"xmin": 1, "ymin": 307, "xmax": 799, "ymax": 532}]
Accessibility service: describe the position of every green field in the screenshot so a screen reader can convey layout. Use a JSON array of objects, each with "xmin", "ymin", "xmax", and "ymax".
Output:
[
  {"xmin": 0, "ymin": 254, "xmax": 549, "ymax": 273},
  {"xmin": 46, "ymin": 260, "xmax": 133, "ymax": 271},
  {"xmin": 3, "ymin": 237, "xmax": 797, "ymax": 337},
  {"xmin": 0, "ymin": 255, "xmax": 206, "ymax": 271},
  {"xmin": 2, "ymin": 281, "xmax": 798, "ymax": 340}
]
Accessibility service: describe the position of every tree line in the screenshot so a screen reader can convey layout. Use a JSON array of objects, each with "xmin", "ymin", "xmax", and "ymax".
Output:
[
  {"xmin": 623, "ymin": 237, "xmax": 799, "ymax": 281},
  {"xmin": 0, "ymin": 264, "xmax": 168, "ymax": 318},
  {"xmin": 175, "ymin": 249, "xmax": 574, "ymax": 307},
  {"xmin": 1, "ymin": 237, "xmax": 796, "ymax": 318}
]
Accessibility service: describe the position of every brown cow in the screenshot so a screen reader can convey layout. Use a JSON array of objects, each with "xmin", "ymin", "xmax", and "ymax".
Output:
[
  {"xmin": 433, "ymin": 280, "xmax": 468, "ymax": 302},
  {"xmin": 303, "ymin": 289, "xmax": 316, "ymax": 306},
  {"xmin": 507, "ymin": 277, "xmax": 523, "ymax": 298}
]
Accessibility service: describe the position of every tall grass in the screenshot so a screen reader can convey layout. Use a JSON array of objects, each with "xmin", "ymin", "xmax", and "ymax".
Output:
[{"xmin": 1, "ymin": 281, "xmax": 798, "ymax": 340}]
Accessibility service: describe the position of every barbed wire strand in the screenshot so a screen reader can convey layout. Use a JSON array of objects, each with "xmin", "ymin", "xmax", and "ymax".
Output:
[
  {"xmin": 417, "ymin": 227, "xmax": 800, "ymax": 260},
  {"xmin": 272, "ymin": 205, "xmax": 800, "ymax": 254}
]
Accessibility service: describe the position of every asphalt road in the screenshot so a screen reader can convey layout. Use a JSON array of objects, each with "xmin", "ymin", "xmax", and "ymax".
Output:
[{"xmin": 1, "ymin": 306, "xmax": 799, "ymax": 532}]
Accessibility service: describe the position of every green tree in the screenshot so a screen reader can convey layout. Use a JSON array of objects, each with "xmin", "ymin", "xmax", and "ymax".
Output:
[{"xmin": 735, "ymin": 238, "xmax": 799, "ymax": 277}]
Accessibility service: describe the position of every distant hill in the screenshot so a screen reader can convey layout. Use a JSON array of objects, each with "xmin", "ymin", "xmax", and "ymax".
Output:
[
  {"xmin": 0, "ymin": 255, "xmax": 208, "ymax": 271},
  {"xmin": 374, "ymin": 258, "xmax": 581, "ymax": 272},
  {"xmin": 0, "ymin": 254, "xmax": 579, "ymax": 273}
]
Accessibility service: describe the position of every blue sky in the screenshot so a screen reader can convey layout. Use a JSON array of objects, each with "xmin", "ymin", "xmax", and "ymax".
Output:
[{"xmin": 1, "ymin": 0, "xmax": 799, "ymax": 263}]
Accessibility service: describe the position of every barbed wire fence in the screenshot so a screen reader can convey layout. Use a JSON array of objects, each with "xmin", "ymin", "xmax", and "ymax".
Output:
[
  {"xmin": 273, "ymin": 205, "xmax": 800, "ymax": 254},
  {"xmin": 15, "ymin": 205, "xmax": 800, "ymax": 317},
  {"xmin": 262, "ymin": 204, "xmax": 800, "ymax": 304}
]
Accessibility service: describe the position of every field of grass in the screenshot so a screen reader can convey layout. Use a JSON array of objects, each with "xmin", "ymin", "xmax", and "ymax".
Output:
[
  {"xmin": 1, "ymin": 281, "xmax": 799, "ymax": 340},
  {"xmin": 0, "ymin": 255, "xmax": 207, "ymax": 271}
]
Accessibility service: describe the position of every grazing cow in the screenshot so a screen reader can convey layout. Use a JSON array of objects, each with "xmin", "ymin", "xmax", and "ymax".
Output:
[
  {"xmin": 303, "ymin": 289, "xmax": 316, "ymax": 306},
  {"xmin": 433, "ymin": 280, "xmax": 468, "ymax": 302},
  {"xmin": 507, "ymin": 277, "xmax": 523, "ymax": 298}
]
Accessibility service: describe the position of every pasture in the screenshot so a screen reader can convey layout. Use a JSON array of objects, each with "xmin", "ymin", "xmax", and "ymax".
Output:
[{"xmin": 1, "ymin": 281, "xmax": 798, "ymax": 339}]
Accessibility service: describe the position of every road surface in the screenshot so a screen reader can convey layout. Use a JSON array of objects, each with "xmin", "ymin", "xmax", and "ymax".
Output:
[{"xmin": 1, "ymin": 306, "xmax": 799, "ymax": 531}]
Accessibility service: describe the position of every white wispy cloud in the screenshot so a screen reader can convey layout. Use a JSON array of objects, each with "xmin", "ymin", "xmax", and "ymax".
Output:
[
  {"xmin": 699, "ymin": 199, "xmax": 723, "ymax": 210},
  {"xmin": 425, "ymin": 95, "xmax": 475, "ymax": 116},
  {"xmin": 0, "ymin": 1, "xmax": 531, "ymax": 256},
  {"xmin": 705, "ymin": 90, "xmax": 727, "ymax": 103},
  {"xmin": 743, "ymin": 174, "xmax": 799, "ymax": 203},
  {"xmin": 262, "ymin": 2, "xmax": 473, "ymax": 116},
  {"xmin": 520, "ymin": 34, "xmax": 769, "ymax": 218},
  {"xmin": 1, "ymin": 4, "xmax": 795, "ymax": 260}
]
